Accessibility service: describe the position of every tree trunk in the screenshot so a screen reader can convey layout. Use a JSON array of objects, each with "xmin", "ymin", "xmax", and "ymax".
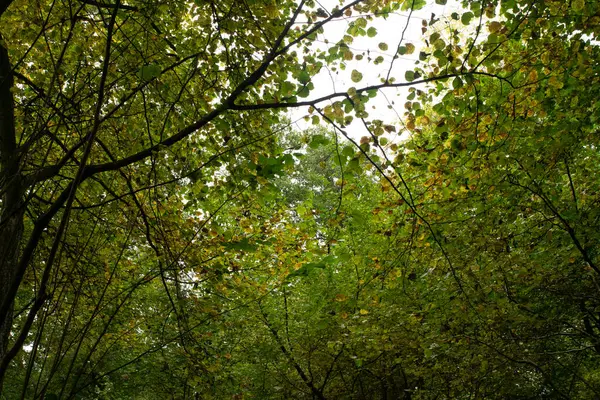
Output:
[{"xmin": 0, "ymin": 35, "xmax": 23, "ymax": 392}]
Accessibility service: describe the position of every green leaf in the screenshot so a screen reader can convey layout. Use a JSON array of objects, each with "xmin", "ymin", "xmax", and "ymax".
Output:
[
  {"xmin": 298, "ymin": 70, "xmax": 310, "ymax": 84},
  {"xmin": 224, "ymin": 238, "xmax": 257, "ymax": 252},
  {"xmin": 405, "ymin": 70, "xmax": 415, "ymax": 81},
  {"xmin": 452, "ymin": 77, "xmax": 463, "ymax": 89},
  {"xmin": 342, "ymin": 145, "xmax": 355, "ymax": 157},
  {"xmin": 297, "ymin": 86, "xmax": 310, "ymax": 98},
  {"xmin": 351, "ymin": 69, "xmax": 363, "ymax": 83},
  {"xmin": 281, "ymin": 81, "xmax": 296, "ymax": 95},
  {"xmin": 461, "ymin": 12, "xmax": 474, "ymax": 25},
  {"xmin": 367, "ymin": 27, "xmax": 377, "ymax": 37},
  {"xmin": 137, "ymin": 64, "xmax": 161, "ymax": 81},
  {"xmin": 309, "ymin": 134, "xmax": 328, "ymax": 149},
  {"xmin": 402, "ymin": 0, "xmax": 426, "ymax": 10},
  {"xmin": 287, "ymin": 256, "xmax": 336, "ymax": 279}
]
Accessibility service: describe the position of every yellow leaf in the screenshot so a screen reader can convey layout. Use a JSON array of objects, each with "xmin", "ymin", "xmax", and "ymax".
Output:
[
  {"xmin": 488, "ymin": 21, "xmax": 502, "ymax": 33},
  {"xmin": 528, "ymin": 70, "xmax": 538, "ymax": 81},
  {"xmin": 335, "ymin": 294, "xmax": 348, "ymax": 302},
  {"xmin": 572, "ymin": 0, "xmax": 584, "ymax": 12},
  {"xmin": 265, "ymin": 5, "xmax": 278, "ymax": 18}
]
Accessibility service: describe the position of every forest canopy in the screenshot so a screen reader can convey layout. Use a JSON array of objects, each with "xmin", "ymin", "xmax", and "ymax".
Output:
[{"xmin": 1, "ymin": 0, "xmax": 600, "ymax": 398}]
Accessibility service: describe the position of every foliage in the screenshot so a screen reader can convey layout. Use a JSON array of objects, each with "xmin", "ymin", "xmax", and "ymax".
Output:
[{"xmin": 1, "ymin": 0, "xmax": 600, "ymax": 398}]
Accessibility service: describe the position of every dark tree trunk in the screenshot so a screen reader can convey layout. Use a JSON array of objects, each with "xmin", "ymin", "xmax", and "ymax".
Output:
[{"xmin": 0, "ymin": 35, "xmax": 23, "ymax": 391}]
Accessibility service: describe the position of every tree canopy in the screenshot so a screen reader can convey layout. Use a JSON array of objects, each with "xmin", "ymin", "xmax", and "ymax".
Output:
[{"xmin": 1, "ymin": 0, "xmax": 600, "ymax": 398}]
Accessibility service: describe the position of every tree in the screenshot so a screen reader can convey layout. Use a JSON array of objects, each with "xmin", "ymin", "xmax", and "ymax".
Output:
[
  {"xmin": 2, "ymin": 0, "xmax": 600, "ymax": 398},
  {"xmin": 0, "ymin": 0, "xmax": 395, "ymax": 392}
]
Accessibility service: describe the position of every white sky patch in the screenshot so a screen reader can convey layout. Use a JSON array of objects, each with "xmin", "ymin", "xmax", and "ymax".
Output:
[{"xmin": 289, "ymin": 0, "xmax": 466, "ymax": 140}]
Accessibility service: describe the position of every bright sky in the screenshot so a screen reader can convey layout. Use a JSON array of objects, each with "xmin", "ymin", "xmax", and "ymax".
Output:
[{"xmin": 289, "ymin": 0, "xmax": 465, "ymax": 140}]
